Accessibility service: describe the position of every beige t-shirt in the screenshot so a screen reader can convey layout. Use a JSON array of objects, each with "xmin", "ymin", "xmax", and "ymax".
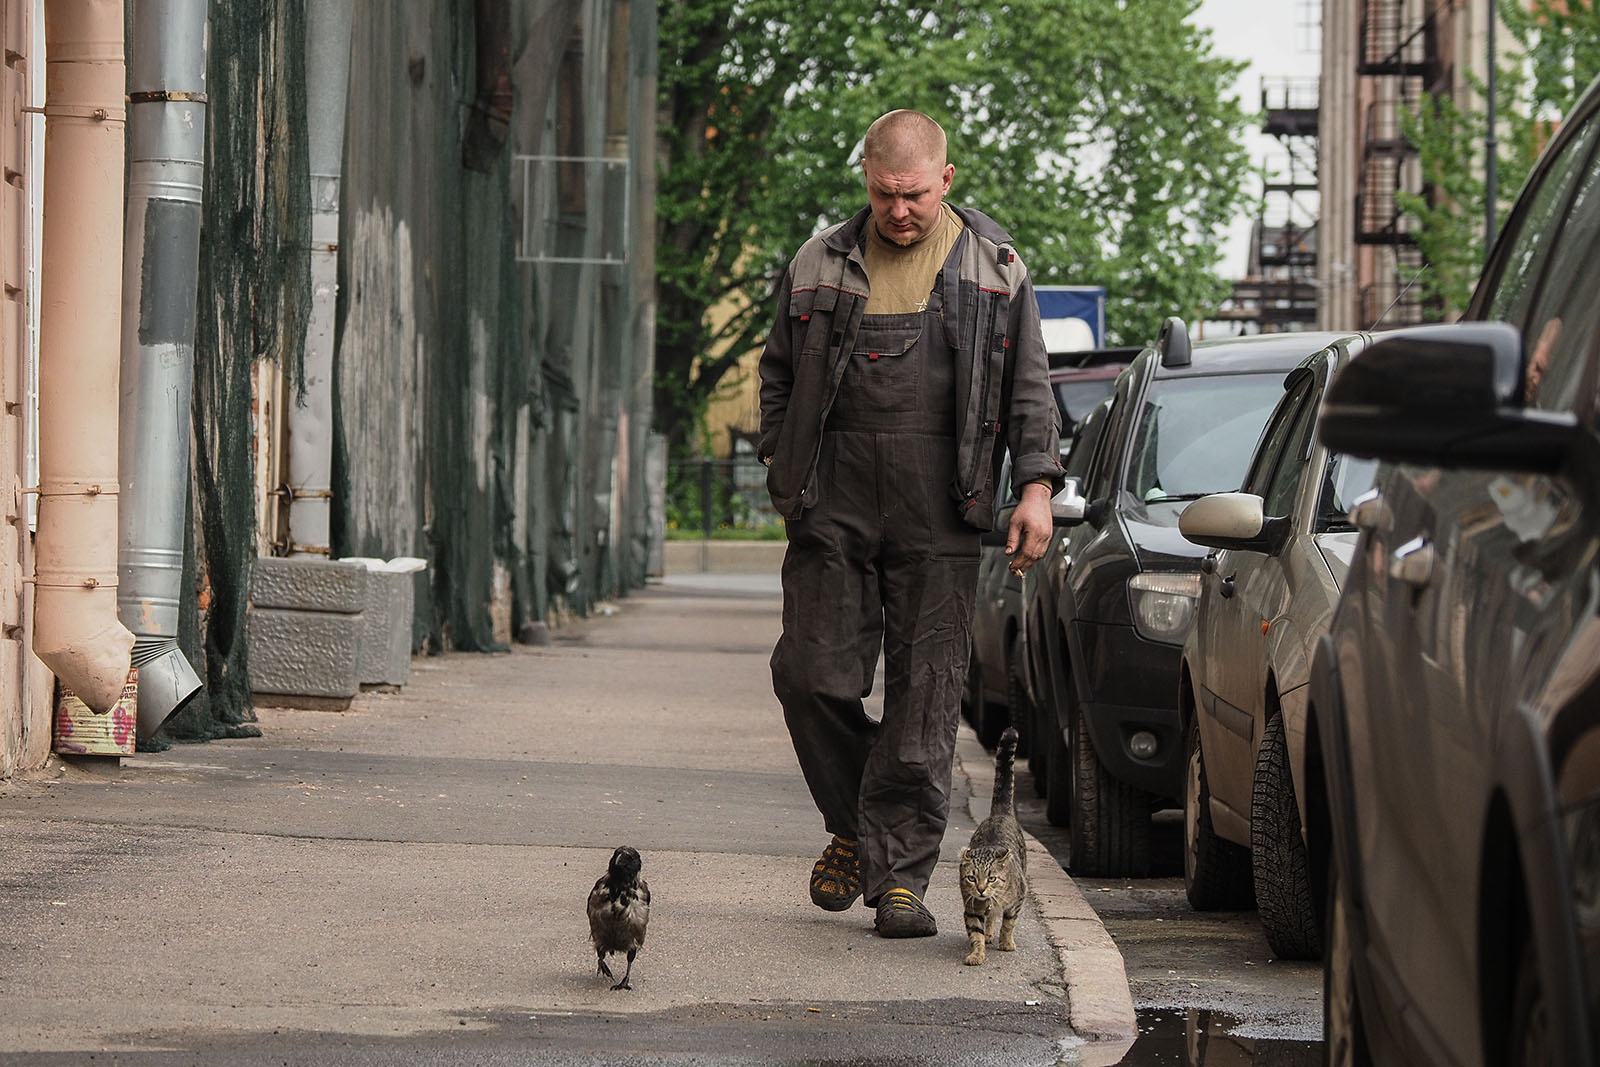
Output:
[{"xmin": 863, "ymin": 202, "xmax": 964, "ymax": 314}]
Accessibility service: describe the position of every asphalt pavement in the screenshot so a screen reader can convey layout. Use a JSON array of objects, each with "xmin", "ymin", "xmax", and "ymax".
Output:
[{"xmin": 0, "ymin": 569, "xmax": 1135, "ymax": 1066}]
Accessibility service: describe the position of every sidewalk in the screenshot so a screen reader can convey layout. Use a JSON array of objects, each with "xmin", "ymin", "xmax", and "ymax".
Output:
[{"xmin": 0, "ymin": 572, "xmax": 1134, "ymax": 1063}]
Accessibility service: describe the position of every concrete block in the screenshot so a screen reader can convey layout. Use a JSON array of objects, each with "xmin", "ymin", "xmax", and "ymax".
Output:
[
  {"xmin": 342, "ymin": 557, "xmax": 424, "ymax": 687},
  {"xmin": 250, "ymin": 556, "xmax": 365, "ymax": 613},
  {"xmin": 247, "ymin": 607, "xmax": 361, "ymax": 704}
]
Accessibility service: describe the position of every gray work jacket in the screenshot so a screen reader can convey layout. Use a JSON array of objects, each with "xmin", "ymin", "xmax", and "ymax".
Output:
[{"xmin": 757, "ymin": 204, "xmax": 1063, "ymax": 530}]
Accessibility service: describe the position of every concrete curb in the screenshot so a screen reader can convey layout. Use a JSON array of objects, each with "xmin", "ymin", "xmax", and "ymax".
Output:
[{"xmin": 954, "ymin": 729, "xmax": 1137, "ymax": 1053}]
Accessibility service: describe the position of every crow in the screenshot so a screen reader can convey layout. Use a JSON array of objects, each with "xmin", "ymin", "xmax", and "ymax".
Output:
[{"xmin": 587, "ymin": 845, "xmax": 651, "ymax": 991}]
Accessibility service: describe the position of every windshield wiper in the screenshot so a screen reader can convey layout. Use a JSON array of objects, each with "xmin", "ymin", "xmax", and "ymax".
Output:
[{"xmin": 1140, "ymin": 492, "xmax": 1208, "ymax": 504}]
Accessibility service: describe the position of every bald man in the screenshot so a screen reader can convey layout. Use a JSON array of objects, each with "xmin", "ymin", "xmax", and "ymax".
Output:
[{"xmin": 758, "ymin": 110, "xmax": 1062, "ymax": 938}]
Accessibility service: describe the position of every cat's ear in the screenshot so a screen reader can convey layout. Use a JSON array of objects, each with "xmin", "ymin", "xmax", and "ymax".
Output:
[
  {"xmin": 994, "ymin": 848, "xmax": 1009, "ymax": 863},
  {"xmin": 959, "ymin": 847, "xmax": 970, "ymax": 862}
]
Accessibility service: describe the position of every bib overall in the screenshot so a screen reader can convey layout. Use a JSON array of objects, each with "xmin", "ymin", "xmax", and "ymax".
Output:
[{"xmin": 770, "ymin": 266, "xmax": 981, "ymax": 907}]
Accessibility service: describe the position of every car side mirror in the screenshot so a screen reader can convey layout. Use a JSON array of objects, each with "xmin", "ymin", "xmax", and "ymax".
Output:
[
  {"xmin": 1052, "ymin": 477, "xmax": 1087, "ymax": 527},
  {"xmin": 1179, "ymin": 492, "xmax": 1290, "ymax": 555},
  {"xmin": 1318, "ymin": 322, "xmax": 1580, "ymax": 473}
]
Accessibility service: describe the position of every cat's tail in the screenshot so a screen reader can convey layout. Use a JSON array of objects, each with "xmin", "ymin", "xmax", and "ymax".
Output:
[{"xmin": 991, "ymin": 726, "xmax": 1019, "ymax": 814}]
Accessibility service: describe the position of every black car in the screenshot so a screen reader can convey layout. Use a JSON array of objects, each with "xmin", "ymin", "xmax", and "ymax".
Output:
[
  {"xmin": 1306, "ymin": 79, "xmax": 1600, "ymax": 1067},
  {"xmin": 967, "ymin": 350, "xmax": 1134, "ymax": 751},
  {"xmin": 1040, "ymin": 323, "xmax": 1351, "ymax": 875}
]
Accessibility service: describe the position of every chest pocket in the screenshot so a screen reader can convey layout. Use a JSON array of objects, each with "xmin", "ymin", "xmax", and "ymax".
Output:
[
  {"xmin": 789, "ymin": 285, "xmax": 843, "ymax": 359},
  {"xmin": 840, "ymin": 313, "xmax": 925, "ymax": 416}
]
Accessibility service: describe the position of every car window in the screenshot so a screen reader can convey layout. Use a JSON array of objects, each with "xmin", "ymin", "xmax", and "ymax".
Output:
[
  {"xmin": 1261, "ymin": 384, "xmax": 1318, "ymax": 518},
  {"xmin": 1514, "ymin": 132, "xmax": 1600, "ymax": 416},
  {"xmin": 1066, "ymin": 397, "xmax": 1112, "ymax": 481},
  {"xmin": 1241, "ymin": 369, "xmax": 1317, "ymax": 500},
  {"xmin": 1085, "ymin": 369, "xmax": 1136, "ymax": 500},
  {"xmin": 1317, "ymin": 452, "xmax": 1381, "ymax": 531},
  {"xmin": 1123, "ymin": 373, "xmax": 1290, "ymax": 503},
  {"xmin": 1475, "ymin": 108, "xmax": 1600, "ymax": 327},
  {"xmin": 1054, "ymin": 377, "xmax": 1119, "ymax": 429}
]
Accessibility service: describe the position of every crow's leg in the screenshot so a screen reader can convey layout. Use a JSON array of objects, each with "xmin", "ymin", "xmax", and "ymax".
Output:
[
  {"xmin": 596, "ymin": 951, "xmax": 613, "ymax": 979},
  {"xmin": 609, "ymin": 948, "xmax": 637, "ymax": 991}
]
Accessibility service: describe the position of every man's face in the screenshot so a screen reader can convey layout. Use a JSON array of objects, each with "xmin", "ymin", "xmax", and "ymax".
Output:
[{"xmin": 864, "ymin": 157, "xmax": 954, "ymax": 246}]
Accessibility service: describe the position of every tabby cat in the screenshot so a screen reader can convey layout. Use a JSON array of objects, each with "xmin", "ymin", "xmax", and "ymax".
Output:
[{"xmin": 958, "ymin": 725, "xmax": 1027, "ymax": 966}]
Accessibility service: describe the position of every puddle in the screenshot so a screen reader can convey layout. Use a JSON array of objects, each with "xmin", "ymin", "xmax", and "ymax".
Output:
[{"xmin": 1102, "ymin": 1008, "xmax": 1322, "ymax": 1065}]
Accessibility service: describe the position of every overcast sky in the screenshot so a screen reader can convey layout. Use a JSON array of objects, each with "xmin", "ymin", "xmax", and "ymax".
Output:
[{"xmin": 1190, "ymin": 0, "xmax": 1322, "ymax": 277}]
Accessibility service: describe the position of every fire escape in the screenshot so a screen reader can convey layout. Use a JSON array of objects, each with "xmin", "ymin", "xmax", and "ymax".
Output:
[
  {"xmin": 1218, "ymin": 78, "xmax": 1320, "ymax": 330},
  {"xmin": 1355, "ymin": 0, "xmax": 1439, "ymax": 327}
]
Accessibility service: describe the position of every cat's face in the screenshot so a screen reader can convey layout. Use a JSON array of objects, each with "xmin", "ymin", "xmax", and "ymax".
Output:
[{"xmin": 959, "ymin": 847, "xmax": 1010, "ymax": 901}]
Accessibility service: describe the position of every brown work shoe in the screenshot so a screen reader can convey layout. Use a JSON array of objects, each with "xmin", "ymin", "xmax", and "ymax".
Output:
[{"xmin": 809, "ymin": 835, "xmax": 862, "ymax": 911}]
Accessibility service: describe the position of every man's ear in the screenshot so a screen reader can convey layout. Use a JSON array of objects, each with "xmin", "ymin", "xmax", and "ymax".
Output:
[{"xmin": 941, "ymin": 163, "xmax": 954, "ymax": 195}]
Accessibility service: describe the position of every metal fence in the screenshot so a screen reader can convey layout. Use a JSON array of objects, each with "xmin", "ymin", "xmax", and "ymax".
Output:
[{"xmin": 666, "ymin": 457, "xmax": 782, "ymax": 537}]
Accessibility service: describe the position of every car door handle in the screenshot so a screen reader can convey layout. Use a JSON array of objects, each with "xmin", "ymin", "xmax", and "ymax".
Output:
[
  {"xmin": 1390, "ymin": 536, "xmax": 1434, "ymax": 588},
  {"xmin": 1219, "ymin": 575, "xmax": 1235, "ymax": 599}
]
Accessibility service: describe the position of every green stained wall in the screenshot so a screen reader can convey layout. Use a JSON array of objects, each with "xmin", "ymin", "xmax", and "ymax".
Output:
[{"xmin": 162, "ymin": 0, "xmax": 655, "ymax": 742}]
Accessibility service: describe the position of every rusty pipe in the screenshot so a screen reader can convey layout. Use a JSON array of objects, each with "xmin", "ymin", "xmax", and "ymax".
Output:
[{"xmin": 34, "ymin": 0, "xmax": 135, "ymax": 712}]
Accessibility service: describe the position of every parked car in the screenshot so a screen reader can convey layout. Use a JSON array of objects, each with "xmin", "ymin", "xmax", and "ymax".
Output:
[
  {"xmin": 1175, "ymin": 336, "xmax": 1375, "ymax": 959},
  {"xmin": 1306, "ymin": 77, "xmax": 1600, "ymax": 1067},
  {"xmin": 966, "ymin": 350, "xmax": 1133, "ymax": 749},
  {"xmin": 1023, "ymin": 396, "xmax": 1116, "ymax": 790},
  {"xmin": 1040, "ymin": 323, "xmax": 1351, "ymax": 875}
]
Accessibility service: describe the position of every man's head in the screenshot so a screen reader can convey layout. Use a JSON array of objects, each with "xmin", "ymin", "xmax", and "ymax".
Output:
[{"xmin": 861, "ymin": 110, "xmax": 953, "ymax": 246}]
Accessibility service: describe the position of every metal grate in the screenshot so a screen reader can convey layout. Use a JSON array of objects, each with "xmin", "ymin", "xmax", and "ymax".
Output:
[{"xmin": 513, "ymin": 154, "xmax": 631, "ymax": 265}]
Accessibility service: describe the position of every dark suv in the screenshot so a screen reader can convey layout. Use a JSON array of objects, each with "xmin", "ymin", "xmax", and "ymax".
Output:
[
  {"xmin": 1040, "ymin": 323, "xmax": 1350, "ymax": 875},
  {"xmin": 1307, "ymin": 78, "xmax": 1600, "ymax": 1067}
]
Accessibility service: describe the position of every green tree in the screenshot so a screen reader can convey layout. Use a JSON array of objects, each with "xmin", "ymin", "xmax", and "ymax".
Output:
[
  {"xmin": 1400, "ymin": 0, "xmax": 1600, "ymax": 316},
  {"xmin": 655, "ymin": 0, "xmax": 1253, "ymax": 453}
]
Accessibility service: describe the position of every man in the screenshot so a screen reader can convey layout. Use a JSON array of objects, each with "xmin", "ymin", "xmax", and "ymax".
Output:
[{"xmin": 757, "ymin": 110, "xmax": 1062, "ymax": 938}]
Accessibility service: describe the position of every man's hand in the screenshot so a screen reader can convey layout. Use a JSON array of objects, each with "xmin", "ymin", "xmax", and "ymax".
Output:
[{"xmin": 1005, "ymin": 482, "xmax": 1054, "ymax": 576}]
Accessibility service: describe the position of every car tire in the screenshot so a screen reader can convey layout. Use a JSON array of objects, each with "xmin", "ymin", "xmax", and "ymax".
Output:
[
  {"xmin": 1508, "ymin": 939, "xmax": 1553, "ymax": 1067},
  {"xmin": 1184, "ymin": 715, "xmax": 1252, "ymax": 909},
  {"xmin": 1251, "ymin": 713, "xmax": 1321, "ymax": 959},
  {"xmin": 1323, "ymin": 867, "xmax": 1373, "ymax": 1067},
  {"xmin": 1069, "ymin": 682, "xmax": 1152, "ymax": 877}
]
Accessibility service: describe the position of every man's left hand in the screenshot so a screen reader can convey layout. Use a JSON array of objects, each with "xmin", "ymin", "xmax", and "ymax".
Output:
[{"xmin": 1005, "ymin": 482, "xmax": 1054, "ymax": 576}]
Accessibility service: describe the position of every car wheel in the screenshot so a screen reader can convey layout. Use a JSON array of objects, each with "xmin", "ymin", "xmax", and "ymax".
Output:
[
  {"xmin": 1508, "ymin": 939, "xmax": 1553, "ymax": 1067},
  {"xmin": 1184, "ymin": 715, "xmax": 1252, "ymax": 909},
  {"xmin": 1323, "ymin": 867, "xmax": 1373, "ymax": 1067},
  {"xmin": 1070, "ymin": 681, "xmax": 1152, "ymax": 877},
  {"xmin": 1251, "ymin": 713, "xmax": 1321, "ymax": 959}
]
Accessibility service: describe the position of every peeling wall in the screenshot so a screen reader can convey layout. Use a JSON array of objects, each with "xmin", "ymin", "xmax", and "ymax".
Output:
[{"xmin": 335, "ymin": 0, "xmax": 655, "ymax": 651}]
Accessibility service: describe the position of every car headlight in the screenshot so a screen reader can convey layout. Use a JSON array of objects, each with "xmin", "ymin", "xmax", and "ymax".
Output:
[{"xmin": 1128, "ymin": 573, "xmax": 1201, "ymax": 644}]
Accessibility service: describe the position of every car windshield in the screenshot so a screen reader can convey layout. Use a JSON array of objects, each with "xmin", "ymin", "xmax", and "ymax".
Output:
[
  {"xmin": 1317, "ymin": 453, "xmax": 1381, "ymax": 531},
  {"xmin": 1124, "ymin": 374, "xmax": 1289, "ymax": 504}
]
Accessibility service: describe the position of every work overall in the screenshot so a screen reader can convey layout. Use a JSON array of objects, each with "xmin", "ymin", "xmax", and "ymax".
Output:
[{"xmin": 771, "ymin": 253, "xmax": 980, "ymax": 907}]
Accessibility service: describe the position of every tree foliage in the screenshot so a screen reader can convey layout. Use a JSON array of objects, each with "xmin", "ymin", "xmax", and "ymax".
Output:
[
  {"xmin": 1400, "ymin": 0, "xmax": 1600, "ymax": 316},
  {"xmin": 655, "ymin": 0, "xmax": 1254, "ymax": 452}
]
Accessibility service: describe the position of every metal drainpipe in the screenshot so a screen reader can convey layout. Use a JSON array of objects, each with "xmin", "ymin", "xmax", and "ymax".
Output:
[
  {"xmin": 33, "ymin": 0, "xmax": 135, "ymax": 714},
  {"xmin": 286, "ymin": 0, "xmax": 353, "ymax": 558},
  {"xmin": 117, "ymin": 0, "xmax": 207, "ymax": 738}
]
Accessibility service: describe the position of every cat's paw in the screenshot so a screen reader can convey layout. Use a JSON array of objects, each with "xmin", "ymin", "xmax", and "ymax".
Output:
[
  {"xmin": 997, "ymin": 934, "xmax": 1016, "ymax": 952},
  {"xmin": 963, "ymin": 948, "xmax": 985, "ymax": 966}
]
